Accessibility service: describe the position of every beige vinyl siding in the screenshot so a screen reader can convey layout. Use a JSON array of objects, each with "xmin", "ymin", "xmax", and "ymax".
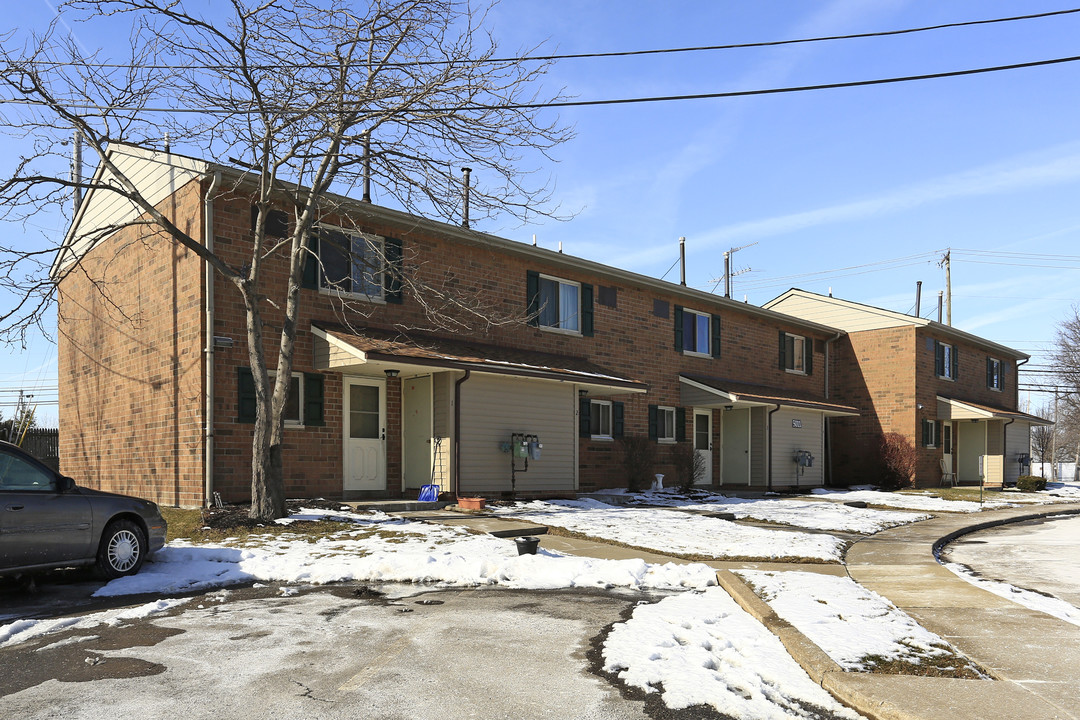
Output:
[
  {"xmin": 431, "ymin": 372, "xmax": 452, "ymax": 489},
  {"xmin": 59, "ymin": 147, "xmax": 207, "ymax": 273},
  {"xmin": 750, "ymin": 406, "xmax": 766, "ymax": 485},
  {"xmin": 985, "ymin": 420, "xmax": 1005, "ymax": 487},
  {"xmin": 458, "ymin": 374, "xmax": 575, "ymax": 494},
  {"xmin": 767, "ymin": 294, "xmax": 913, "ymax": 332},
  {"xmin": 680, "ymin": 383, "xmax": 722, "ymax": 407},
  {"xmin": 771, "ymin": 409, "xmax": 824, "ymax": 488},
  {"xmin": 1004, "ymin": 422, "xmax": 1031, "ymax": 486}
]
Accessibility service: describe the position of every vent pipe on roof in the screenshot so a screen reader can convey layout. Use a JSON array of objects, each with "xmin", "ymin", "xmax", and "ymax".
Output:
[
  {"xmin": 362, "ymin": 131, "xmax": 372, "ymax": 203},
  {"xmin": 937, "ymin": 291, "xmax": 943, "ymax": 323},
  {"xmin": 461, "ymin": 167, "xmax": 472, "ymax": 229},
  {"xmin": 71, "ymin": 131, "xmax": 83, "ymax": 217},
  {"xmin": 723, "ymin": 251, "xmax": 731, "ymax": 298},
  {"xmin": 679, "ymin": 236, "xmax": 686, "ymax": 286},
  {"xmin": 915, "ymin": 281, "xmax": 922, "ymax": 317}
]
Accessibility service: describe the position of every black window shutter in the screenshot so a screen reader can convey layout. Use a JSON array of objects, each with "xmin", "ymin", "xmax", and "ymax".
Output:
[
  {"xmin": 673, "ymin": 305, "xmax": 684, "ymax": 351},
  {"xmin": 952, "ymin": 347, "xmax": 959, "ymax": 380},
  {"xmin": 581, "ymin": 283, "xmax": 594, "ymax": 336},
  {"xmin": 648, "ymin": 405, "xmax": 658, "ymax": 440},
  {"xmin": 934, "ymin": 341, "xmax": 944, "ymax": 376},
  {"xmin": 986, "ymin": 358, "xmax": 993, "ymax": 388},
  {"xmin": 383, "ymin": 237, "xmax": 403, "ymax": 304},
  {"xmin": 711, "ymin": 315, "xmax": 722, "ymax": 358},
  {"xmin": 527, "ymin": 271, "xmax": 540, "ymax": 327},
  {"xmin": 921, "ymin": 419, "xmax": 930, "ymax": 447},
  {"xmin": 238, "ymin": 367, "xmax": 257, "ymax": 423},
  {"xmin": 778, "ymin": 331, "xmax": 787, "ymax": 370},
  {"xmin": 612, "ymin": 401, "xmax": 624, "ymax": 437},
  {"xmin": 676, "ymin": 407, "xmax": 687, "ymax": 442},
  {"xmin": 805, "ymin": 338, "xmax": 813, "ymax": 375},
  {"xmin": 301, "ymin": 235, "xmax": 319, "ymax": 289},
  {"xmin": 303, "ymin": 373, "xmax": 325, "ymax": 427},
  {"xmin": 579, "ymin": 396, "xmax": 591, "ymax": 438},
  {"xmin": 251, "ymin": 206, "xmax": 289, "ymax": 238}
]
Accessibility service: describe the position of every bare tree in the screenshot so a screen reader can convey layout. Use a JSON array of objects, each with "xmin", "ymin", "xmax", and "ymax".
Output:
[
  {"xmin": 1050, "ymin": 306, "xmax": 1080, "ymax": 477},
  {"xmin": 0, "ymin": 0, "xmax": 570, "ymax": 520}
]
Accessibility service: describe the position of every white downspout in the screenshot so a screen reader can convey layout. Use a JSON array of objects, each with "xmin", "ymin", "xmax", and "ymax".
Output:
[{"xmin": 203, "ymin": 171, "xmax": 221, "ymax": 508}]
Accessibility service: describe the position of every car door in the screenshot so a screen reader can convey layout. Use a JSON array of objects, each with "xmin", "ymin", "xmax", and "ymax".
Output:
[{"xmin": 0, "ymin": 449, "xmax": 93, "ymax": 569}]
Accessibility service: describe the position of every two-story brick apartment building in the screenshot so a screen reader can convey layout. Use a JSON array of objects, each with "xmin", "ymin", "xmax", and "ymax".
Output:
[
  {"xmin": 765, "ymin": 289, "xmax": 1050, "ymax": 488},
  {"xmin": 52, "ymin": 145, "xmax": 857, "ymax": 507}
]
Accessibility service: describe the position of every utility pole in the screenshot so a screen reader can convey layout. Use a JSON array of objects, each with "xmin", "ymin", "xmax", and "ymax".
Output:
[{"xmin": 938, "ymin": 249, "xmax": 952, "ymax": 326}]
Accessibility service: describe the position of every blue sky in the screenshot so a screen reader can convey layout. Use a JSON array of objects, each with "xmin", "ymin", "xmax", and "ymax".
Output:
[{"xmin": 4, "ymin": 0, "xmax": 1080, "ymax": 423}]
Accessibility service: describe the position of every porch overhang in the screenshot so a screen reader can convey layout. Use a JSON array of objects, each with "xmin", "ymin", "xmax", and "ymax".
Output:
[
  {"xmin": 312, "ymin": 323, "xmax": 648, "ymax": 396},
  {"xmin": 679, "ymin": 374, "xmax": 859, "ymax": 417},
  {"xmin": 936, "ymin": 396, "xmax": 1053, "ymax": 425}
]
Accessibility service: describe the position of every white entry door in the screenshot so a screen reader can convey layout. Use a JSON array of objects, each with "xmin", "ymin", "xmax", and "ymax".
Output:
[
  {"xmin": 941, "ymin": 422, "xmax": 954, "ymax": 479},
  {"xmin": 344, "ymin": 377, "xmax": 386, "ymax": 492},
  {"xmin": 693, "ymin": 409, "xmax": 713, "ymax": 485}
]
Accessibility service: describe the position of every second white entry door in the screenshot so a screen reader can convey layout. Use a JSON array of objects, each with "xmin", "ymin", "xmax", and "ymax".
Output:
[{"xmin": 344, "ymin": 377, "xmax": 386, "ymax": 493}]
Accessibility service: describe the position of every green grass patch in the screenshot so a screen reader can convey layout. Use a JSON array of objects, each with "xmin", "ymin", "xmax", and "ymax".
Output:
[
  {"xmin": 897, "ymin": 486, "xmax": 998, "ymax": 503},
  {"xmin": 161, "ymin": 507, "xmax": 363, "ymax": 545}
]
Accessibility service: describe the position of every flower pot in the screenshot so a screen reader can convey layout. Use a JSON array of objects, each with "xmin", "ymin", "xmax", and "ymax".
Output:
[
  {"xmin": 514, "ymin": 536, "xmax": 540, "ymax": 555},
  {"xmin": 457, "ymin": 496, "xmax": 486, "ymax": 511}
]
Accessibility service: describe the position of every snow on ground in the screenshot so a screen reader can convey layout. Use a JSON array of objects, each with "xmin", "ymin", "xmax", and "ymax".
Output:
[
  {"xmin": 0, "ymin": 597, "xmax": 191, "ymax": 649},
  {"xmin": 622, "ymin": 489, "xmax": 930, "ymax": 533},
  {"xmin": 87, "ymin": 510, "xmax": 716, "ymax": 600},
  {"xmin": 942, "ymin": 561, "xmax": 1080, "ymax": 628},
  {"xmin": 602, "ymin": 587, "xmax": 864, "ymax": 720},
  {"xmin": 492, "ymin": 499, "xmax": 846, "ymax": 561},
  {"xmin": 996, "ymin": 481, "xmax": 1080, "ymax": 503},
  {"xmin": 738, "ymin": 571, "xmax": 971, "ymax": 672},
  {"xmin": 809, "ymin": 488, "xmax": 1010, "ymax": 513}
]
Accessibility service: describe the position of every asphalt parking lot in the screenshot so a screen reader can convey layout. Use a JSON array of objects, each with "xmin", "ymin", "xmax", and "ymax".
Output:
[{"xmin": 0, "ymin": 583, "xmax": 707, "ymax": 720}]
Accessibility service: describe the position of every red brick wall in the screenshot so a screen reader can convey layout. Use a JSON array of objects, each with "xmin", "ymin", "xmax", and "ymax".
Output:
[
  {"xmin": 828, "ymin": 324, "xmax": 1021, "ymax": 487},
  {"xmin": 205, "ymin": 193, "xmax": 835, "ymax": 497},
  {"xmin": 57, "ymin": 181, "xmax": 206, "ymax": 507}
]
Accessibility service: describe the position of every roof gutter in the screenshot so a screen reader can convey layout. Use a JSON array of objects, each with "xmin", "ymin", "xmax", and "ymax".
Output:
[{"xmin": 203, "ymin": 170, "xmax": 221, "ymax": 508}]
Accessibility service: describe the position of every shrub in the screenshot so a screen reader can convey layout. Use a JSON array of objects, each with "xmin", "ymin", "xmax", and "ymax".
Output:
[
  {"xmin": 1016, "ymin": 475, "xmax": 1047, "ymax": 492},
  {"xmin": 877, "ymin": 432, "xmax": 917, "ymax": 490},
  {"xmin": 670, "ymin": 441, "xmax": 706, "ymax": 492},
  {"xmin": 618, "ymin": 435, "xmax": 657, "ymax": 492}
]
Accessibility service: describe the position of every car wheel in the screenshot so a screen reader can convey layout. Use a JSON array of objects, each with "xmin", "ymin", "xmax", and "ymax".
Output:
[{"xmin": 96, "ymin": 520, "xmax": 147, "ymax": 579}]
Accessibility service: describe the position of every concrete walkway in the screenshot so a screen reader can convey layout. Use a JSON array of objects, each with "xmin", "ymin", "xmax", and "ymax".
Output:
[{"xmin": 404, "ymin": 502, "xmax": 1080, "ymax": 720}]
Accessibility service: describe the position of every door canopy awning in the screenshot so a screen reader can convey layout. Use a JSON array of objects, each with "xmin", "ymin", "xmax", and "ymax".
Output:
[
  {"xmin": 936, "ymin": 396, "xmax": 1053, "ymax": 425},
  {"xmin": 312, "ymin": 323, "xmax": 648, "ymax": 396},
  {"xmin": 679, "ymin": 374, "xmax": 859, "ymax": 417}
]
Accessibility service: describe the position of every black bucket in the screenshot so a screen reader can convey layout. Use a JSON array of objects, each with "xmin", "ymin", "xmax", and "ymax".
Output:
[{"xmin": 514, "ymin": 536, "xmax": 540, "ymax": 555}]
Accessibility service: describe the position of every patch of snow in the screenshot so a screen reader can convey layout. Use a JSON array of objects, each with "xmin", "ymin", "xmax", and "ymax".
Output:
[
  {"xmin": 0, "ymin": 598, "xmax": 189, "ymax": 649},
  {"xmin": 493, "ymin": 499, "xmax": 845, "ymax": 561},
  {"xmin": 602, "ymin": 587, "xmax": 864, "ymax": 719},
  {"xmin": 626, "ymin": 490, "xmax": 929, "ymax": 533},
  {"xmin": 738, "ymin": 571, "xmax": 968, "ymax": 672},
  {"xmin": 810, "ymin": 488, "xmax": 1010, "ymax": 513},
  {"xmin": 942, "ymin": 562, "xmax": 1080, "ymax": 627},
  {"xmin": 87, "ymin": 516, "xmax": 716, "ymax": 599}
]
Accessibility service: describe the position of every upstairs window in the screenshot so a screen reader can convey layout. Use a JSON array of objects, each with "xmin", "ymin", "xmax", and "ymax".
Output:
[
  {"xmin": 934, "ymin": 340, "xmax": 958, "ymax": 380},
  {"xmin": 308, "ymin": 227, "xmax": 403, "ymax": 303},
  {"xmin": 674, "ymin": 306, "xmax": 721, "ymax": 357},
  {"xmin": 527, "ymin": 271, "xmax": 593, "ymax": 336},
  {"xmin": 780, "ymin": 332, "xmax": 813, "ymax": 375},
  {"xmin": 987, "ymin": 357, "xmax": 1002, "ymax": 390}
]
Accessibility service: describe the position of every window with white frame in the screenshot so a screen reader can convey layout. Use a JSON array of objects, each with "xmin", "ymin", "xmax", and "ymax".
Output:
[
  {"xmin": 318, "ymin": 227, "xmax": 385, "ymax": 299},
  {"xmin": 538, "ymin": 275, "xmax": 581, "ymax": 332},
  {"xmin": 783, "ymin": 333, "xmax": 807, "ymax": 373},
  {"xmin": 270, "ymin": 372, "xmax": 304, "ymax": 425},
  {"xmin": 590, "ymin": 399, "xmax": 612, "ymax": 438},
  {"xmin": 681, "ymin": 308, "xmax": 711, "ymax": 355},
  {"xmin": 657, "ymin": 406, "xmax": 676, "ymax": 442},
  {"xmin": 934, "ymin": 340, "xmax": 957, "ymax": 380},
  {"xmin": 987, "ymin": 357, "xmax": 1002, "ymax": 390}
]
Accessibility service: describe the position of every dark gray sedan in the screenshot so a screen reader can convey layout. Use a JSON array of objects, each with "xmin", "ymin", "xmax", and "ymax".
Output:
[{"xmin": 0, "ymin": 440, "xmax": 167, "ymax": 579}]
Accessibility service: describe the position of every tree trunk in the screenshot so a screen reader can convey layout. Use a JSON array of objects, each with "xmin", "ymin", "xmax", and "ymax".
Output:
[{"xmin": 249, "ymin": 411, "xmax": 286, "ymax": 521}]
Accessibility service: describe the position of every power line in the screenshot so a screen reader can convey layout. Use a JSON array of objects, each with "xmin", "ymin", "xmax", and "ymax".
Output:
[
  {"xmin": 20, "ymin": 7, "xmax": 1080, "ymax": 71},
  {"xmin": 6, "ymin": 52, "xmax": 1080, "ymax": 114}
]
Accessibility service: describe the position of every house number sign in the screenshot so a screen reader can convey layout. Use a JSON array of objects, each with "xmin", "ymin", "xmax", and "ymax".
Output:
[{"xmin": 791, "ymin": 419, "xmax": 803, "ymax": 428}]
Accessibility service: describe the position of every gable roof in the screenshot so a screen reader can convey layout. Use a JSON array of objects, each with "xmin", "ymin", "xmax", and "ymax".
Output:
[
  {"xmin": 54, "ymin": 145, "xmax": 846, "ymax": 337},
  {"xmin": 764, "ymin": 289, "xmax": 1028, "ymax": 360}
]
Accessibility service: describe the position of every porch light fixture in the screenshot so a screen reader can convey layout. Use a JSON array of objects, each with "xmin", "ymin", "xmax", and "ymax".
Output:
[
  {"xmin": 384, "ymin": 368, "xmax": 400, "ymax": 378},
  {"xmin": 724, "ymin": 405, "xmax": 733, "ymax": 411},
  {"xmin": 579, "ymin": 389, "xmax": 587, "ymax": 398}
]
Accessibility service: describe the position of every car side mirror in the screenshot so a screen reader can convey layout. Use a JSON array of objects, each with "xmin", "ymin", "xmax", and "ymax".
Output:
[{"xmin": 58, "ymin": 475, "xmax": 77, "ymax": 492}]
